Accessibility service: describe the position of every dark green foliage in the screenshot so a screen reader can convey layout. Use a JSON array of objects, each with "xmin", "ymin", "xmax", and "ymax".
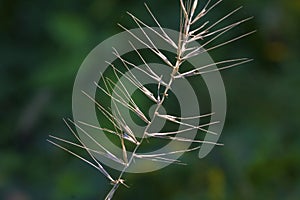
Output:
[{"xmin": 1, "ymin": 0, "xmax": 299, "ymax": 199}]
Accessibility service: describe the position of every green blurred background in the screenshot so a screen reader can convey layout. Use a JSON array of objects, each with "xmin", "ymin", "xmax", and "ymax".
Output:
[{"xmin": 1, "ymin": 0, "xmax": 299, "ymax": 199}]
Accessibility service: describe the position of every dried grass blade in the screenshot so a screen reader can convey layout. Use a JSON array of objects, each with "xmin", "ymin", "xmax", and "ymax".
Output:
[
  {"xmin": 105, "ymin": 77, "xmax": 149, "ymax": 123},
  {"xmin": 147, "ymin": 121, "xmax": 219, "ymax": 136},
  {"xmin": 78, "ymin": 121, "xmax": 137, "ymax": 144},
  {"xmin": 194, "ymin": 58, "xmax": 253, "ymax": 75},
  {"xmin": 144, "ymin": 3, "xmax": 178, "ymax": 48},
  {"xmin": 112, "ymin": 50, "xmax": 158, "ymax": 103},
  {"xmin": 67, "ymin": 119, "xmax": 123, "ymax": 164},
  {"xmin": 203, "ymin": 30, "xmax": 257, "ymax": 53},
  {"xmin": 107, "ymin": 62, "xmax": 157, "ymax": 103},
  {"xmin": 179, "ymin": 0, "xmax": 189, "ymax": 20},
  {"xmin": 94, "ymin": 81, "xmax": 149, "ymax": 124},
  {"xmin": 136, "ymin": 156, "xmax": 185, "ymax": 165},
  {"xmin": 201, "ymin": 16, "xmax": 254, "ymax": 39},
  {"xmin": 118, "ymin": 23, "xmax": 173, "ymax": 68},
  {"xmin": 189, "ymin": 21, "xmax": 210, "ymax": 35},
  {"xmin": 192, "ymin": 0, "xmax": 222, "ymax": 24},
  {"xmin": 184, "ymin": 29, "xmax": 256, "ymax": 59},
  {"xmin": 157, "ymin": 113, "xmax": 218, "ymax": 135},
  {"xmin": 201, "ymin": 6, "xmax": 243, "ymax": 36},
  {"xmin": 135, "ymin": 146, "xmax": 201, "ymax": 158},
  {"xmin": 47, "ymin": 139, "xmax": 114, "ymax": 182},
  {"xmin": 113, "ymin": 48, "xmax": 167, "ymax": 87},
  {"xmin": 48, "ymin": 135, "xmax": 102, "ymax": 155},
  {"xmin": 105, "ymin": 88, "xmax": 139, "ymax": 145},
  {"xmin": 64, "ymin": 119, "xmax": 125, "ymax": 167},
  {"xmin": 81, "ymin": 90, "xmax": 126, "ymax": 134},
  {"xmin": 175, "ymin": 58, "xmax": 249, "ymax": 78},
  {"xmin": 154, "ymin": 135, "xmax": 224, "ymax": 146},
  {"xmin": 128, "ymin": 8, "xmax": 177, "ymax": 49},
  {"xmin": 129, "ymin": 42, "xmax": 165, "ymax": 82}
]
